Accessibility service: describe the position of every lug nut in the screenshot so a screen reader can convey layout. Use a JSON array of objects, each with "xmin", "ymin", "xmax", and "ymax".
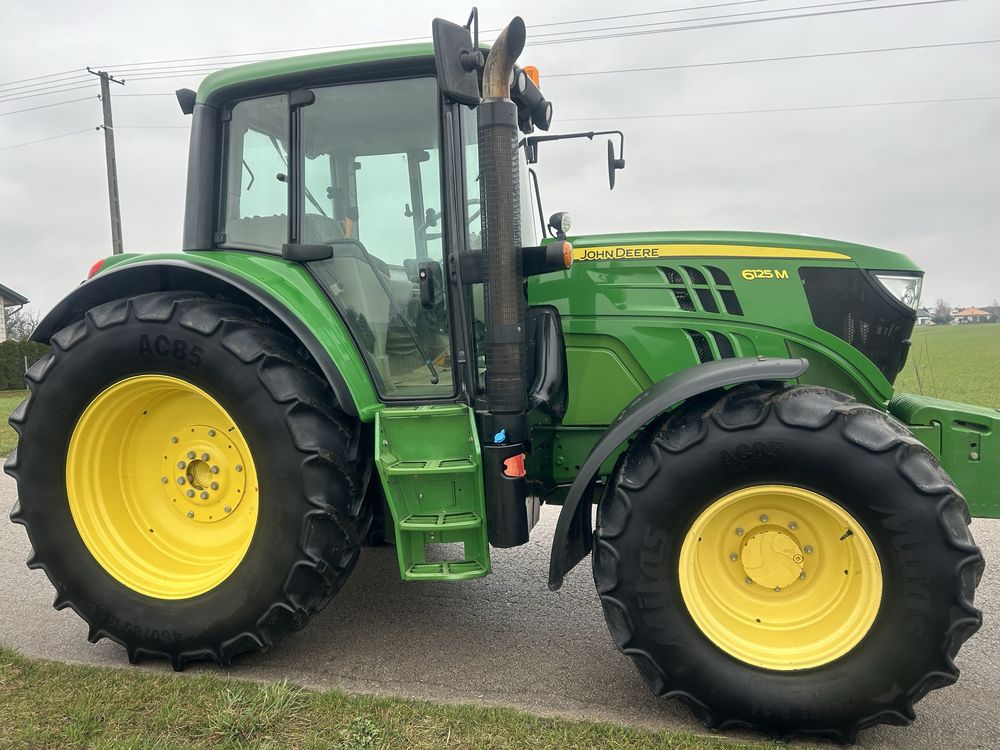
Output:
[
  {"xmin": 186, "ymin": 511, "xmax": 194, "ymax": 518},
  {"xmin": 208, "ymin": 429, "xmax": 216, "ymax": 437},
  {"xmin": 201, "ymin": 453, "xmax": 210, "ymax": 461},
  {"xmin": 200, "ymin": 491, "xmax": 209, "ymax": 500},
  {"xmin": 800, "ymin": 571, "xmax": 807, "ymax": 580},
  {"xmin": 160, "ymin": 477, "xmax": 168, "ymax": 484},
  {"xmin": 759, "ymin": 514, "xmax": 769, "ymax": 523},
  {"xmin": 176, "ymin": 477, "xmax": 185, "ymax": 485},
  {"xmin": 729, "ymin": 553, "xmax": 738, "ymax": 561},
  {"xmin": 186, "ymin": 489, "xmax": 195, "ymax": 498},
  {"xmin": 210, "ymin": 482, "xmax": 219, "ymax": 491},
  {"xmin": 171, "ymin": 436, "xmax": 179, "ymax": 444},
  {"xmin": 224, "ymin": 505, "xmax": 232, "ymax": 513},
  {"xmin": 177, "ymin": 461, "xmax": 186, "ymax": 469},
  {"xmin": 788, "ymin": 521, "xmax": 798, "ymax": 530},
  {"xmin": 744, "ymin": 577, "xmax": 753, "ymax": 584},
  {"xmin": 210, "ymin": 466, "xmax": 219, "ymax": 474},
  {"xmin": 804, "ymin": 545, "xmax": 814, "ymax": 554},
  {"xmin": 735, "ymin": 527, "xmax": 744, "ymax": 536},
  {"xmin": 235, "ymin": 464, "xmax": 243, "ymax": 472},
  {"xmin": 970, "ymin": 451, "xmax": 980, "ymax": 460},
  {"xmin": 774, "ymin": 586, "xmax": 782, "ymax": 592},
  {"xmin": 187, "ymin": 451, "xmax": 196, "ymax": 460}
]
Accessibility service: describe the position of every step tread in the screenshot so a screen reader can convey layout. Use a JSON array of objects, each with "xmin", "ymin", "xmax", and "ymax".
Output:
[
  {"xmin": 384, "ymin": 457, "xmax": 477, "ymax": 475},
  {"xmin": 405, "ymin": 559, "xmax": 489, "ymax": 580},
  {"xmin": 399, "ymin": 511, "xmax": 482, "ymax": 530}
]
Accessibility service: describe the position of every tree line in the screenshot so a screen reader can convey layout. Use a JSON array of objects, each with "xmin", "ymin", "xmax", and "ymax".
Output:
[{"xmin": 1, "ymin": 308, "xmax": 48, "ymax": 391}]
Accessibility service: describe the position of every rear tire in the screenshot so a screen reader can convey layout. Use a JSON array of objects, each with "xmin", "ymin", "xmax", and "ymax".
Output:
[
  {"xmin": 593, "ymin": 384, "xmax": 984, "ymax": 742},
  {"xmin": 6, "ymin": 291, "xmax": 371, "ymax": 669}
]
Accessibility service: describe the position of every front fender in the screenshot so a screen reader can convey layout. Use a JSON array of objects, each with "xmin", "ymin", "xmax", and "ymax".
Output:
[
  {"xmin": 34, "ymin": 252, "xmax": 380, "ymax": 420},
  {"xmin": 548, "ymin": 356, "xmax": 809, "ymax": 590}
]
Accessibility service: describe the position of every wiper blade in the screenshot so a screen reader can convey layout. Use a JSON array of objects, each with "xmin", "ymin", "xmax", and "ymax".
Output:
[{"xmin": 268, "ymin": 136, "xmax": 329, "ymax": 218}]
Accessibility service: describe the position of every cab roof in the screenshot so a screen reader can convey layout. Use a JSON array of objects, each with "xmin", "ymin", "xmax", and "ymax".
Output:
[{"xmin": 196, "ymin": 42, "xmax": 437, "ymax": 106}]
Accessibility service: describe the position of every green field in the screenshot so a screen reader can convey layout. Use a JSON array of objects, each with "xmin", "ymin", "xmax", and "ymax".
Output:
[{"xmin": 894, "ymin": 323, "xmax": 1000, "ymax": 409}]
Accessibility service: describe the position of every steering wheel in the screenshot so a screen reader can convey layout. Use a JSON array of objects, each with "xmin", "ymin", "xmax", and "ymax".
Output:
[{"xmin": 415, "ymin": 200, "xmax": 483, "ymax": 241}]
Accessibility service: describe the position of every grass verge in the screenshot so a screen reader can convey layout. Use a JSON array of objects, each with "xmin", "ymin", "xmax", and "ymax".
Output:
[
  {"xmin": 0, "ymin": 646, "xmax": 778, "ymax": 750},
  {"xmin": 0, "ymin": 390, "xmax": 27, "ymax": 456}
]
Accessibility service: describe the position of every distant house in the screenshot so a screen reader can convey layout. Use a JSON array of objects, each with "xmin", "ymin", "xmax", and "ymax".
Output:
[
  {"xmin": 915, "ymin": 307, "xmax": 934, "ymax": 325},
  {"xmin": 952, "ymin": 307, "xmax": 994, "ymax": 324},
  {"xmin": 0, "ymin": 283, "xmax": 29, "ymax": 343}
]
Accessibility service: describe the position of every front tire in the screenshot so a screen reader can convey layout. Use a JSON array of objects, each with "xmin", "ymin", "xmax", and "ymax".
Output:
[
  {"xmin": 593, "ymin": 384, "xmax": 984, "ymax": 741},
  {"xmin": 6, "ymin": 292, "xmax": 370, "ymax": 668}
]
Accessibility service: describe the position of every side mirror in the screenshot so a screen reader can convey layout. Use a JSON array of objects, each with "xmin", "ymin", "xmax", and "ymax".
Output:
[
  {"xmin": 432, "ymin": 14, "xmax": 483, "ymax": 107},
  {"xmin": 607, "ymin": 139, "xmax": 625, "ymax": 190}
]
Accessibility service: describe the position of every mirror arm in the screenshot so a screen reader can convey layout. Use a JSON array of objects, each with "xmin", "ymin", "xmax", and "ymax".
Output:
[{"xmin": 524, "ymin": 129, "xmax": 625, "ymax": 163}]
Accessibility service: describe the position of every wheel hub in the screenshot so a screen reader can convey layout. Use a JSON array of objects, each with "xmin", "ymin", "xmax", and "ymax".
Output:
[
  {"xmin": 740, "ymin": 528, "xmax": 804, "ymax": 589},
  {"xmin": 161, "ymin": 426, "xmax": 248, "ymax": 523}
]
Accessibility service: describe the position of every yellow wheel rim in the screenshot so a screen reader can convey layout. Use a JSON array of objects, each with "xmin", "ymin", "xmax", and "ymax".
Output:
[
  {"xmin": 66, "ymin": 375, "xmax": 259, "ymax": 600},
  {"xmin": 678, "ymin": 485, "xmax": 882, "ymax": 670}
]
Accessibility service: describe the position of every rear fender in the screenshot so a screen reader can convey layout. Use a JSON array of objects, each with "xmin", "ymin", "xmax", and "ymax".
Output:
[
  {"xmin": 33, "ymin": 255, "xmax": 380, "ymax": 420},
  {"xmin": 547, "ymin": 356, "xmax": 809, "ymax": 590}
]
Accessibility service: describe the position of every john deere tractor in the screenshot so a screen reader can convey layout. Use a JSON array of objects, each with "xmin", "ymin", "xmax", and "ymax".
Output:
[{"xmin": 7, "ymin": 12, "xmax": 992, "ymax": 742}]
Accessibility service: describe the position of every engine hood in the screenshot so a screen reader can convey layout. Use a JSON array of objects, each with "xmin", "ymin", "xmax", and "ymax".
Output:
[{"xmin": 566, "ymin": 230, "xmax": 922, "ymax": 274}]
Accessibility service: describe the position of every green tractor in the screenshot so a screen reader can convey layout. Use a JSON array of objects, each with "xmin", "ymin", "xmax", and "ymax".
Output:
[{"xmin": 7, "ymin": 12, "xmax": 992, "ymax": 742}]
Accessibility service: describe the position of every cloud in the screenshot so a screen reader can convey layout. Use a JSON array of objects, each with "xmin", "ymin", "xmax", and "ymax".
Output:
[{"xmin": 1, "ymin": 0, "xmax": 997, "ymax": 315}]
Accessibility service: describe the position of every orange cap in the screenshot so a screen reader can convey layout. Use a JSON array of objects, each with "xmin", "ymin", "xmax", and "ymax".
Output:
[
  {"xmin": 522, "ymin": 65, "xmax": 540, "ymax": 87},
  {"xmin": 561, "ymin": 241, "xmax": 574, "ymax": 269}
]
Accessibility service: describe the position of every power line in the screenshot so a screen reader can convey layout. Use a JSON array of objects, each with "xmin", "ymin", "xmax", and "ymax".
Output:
[
  {"xmin": 529, "ymin": 0, "xmax": 968, "ymax": 46},
  {"xmin": 104, "ymin": 33, "xmax": 1000, "ymax": 90},
  {"xmin": 529, "ymin": 0, "xmax": 779, "ymax": 28},
  {"xmin": 0, "ymin": 127, "xmax": 94, "ymax": 152},
  {"xmin": 524, "ymin": 0, "xmax": 884, "ymax": 40},
  {"xmin": 0, "ymin": 0, "xmax": 973, "ymax": 100},
  {"xmin": 83, "ymin": 0, "xmax": 881, "ymax": 72},
  {"xmin": 0, "ymin": 83, "xmax": 97, "ymax": 105},
  {"xmin": 0, "ymin": 68, "xmax": 85, "ymax": 90},
  {"xmin": 0, "ymin": 78, "xmax": 96, "ymax": 101},
  {"xmin": 0, "ymin": 95, "xmax": 95, "ymax": 117},
  {"xmin": 1, "ymin": 5, "xmax": 774, "ymax": 90},
  {"xmin": 559, "ymin": 94, "xmax": 1000, "ymax": 122},
  {"xmin": 545, "ymin": 38, "xmax": 1000, "ymax": 78},
  {"xmin": 88, "ymin": 1, "xmax": 787, "ymax": 71},
  {"xmin": 0, "ymin": 71, "xmax": 92, "ymax": 96}
]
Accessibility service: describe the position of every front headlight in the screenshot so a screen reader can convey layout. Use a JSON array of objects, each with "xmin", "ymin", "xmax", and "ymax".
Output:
[{"xmin": 873, "ymin": 273, "xmax": 922, "ymax": 310}]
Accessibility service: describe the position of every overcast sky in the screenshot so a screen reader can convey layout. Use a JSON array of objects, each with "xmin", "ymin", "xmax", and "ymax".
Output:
[{"xmin": 1, "ymin": 0, "xmax": 998, "ymax": 316}]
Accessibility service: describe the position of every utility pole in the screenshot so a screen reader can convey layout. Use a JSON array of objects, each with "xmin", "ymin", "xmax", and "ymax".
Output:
[{"xmin": 88, "ymin": 68, "xmax": 125, "ymax": 254}]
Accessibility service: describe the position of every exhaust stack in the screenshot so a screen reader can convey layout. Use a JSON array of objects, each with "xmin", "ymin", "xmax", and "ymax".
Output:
[{"xmin": 477, "ymin": 18, "xmax": 532, "ymax": 547}]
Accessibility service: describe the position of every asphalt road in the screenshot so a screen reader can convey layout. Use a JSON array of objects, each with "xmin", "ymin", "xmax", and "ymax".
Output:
[{"xmin": 1, "ymin": 472, "xmax": 997, "ymax": 748}]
